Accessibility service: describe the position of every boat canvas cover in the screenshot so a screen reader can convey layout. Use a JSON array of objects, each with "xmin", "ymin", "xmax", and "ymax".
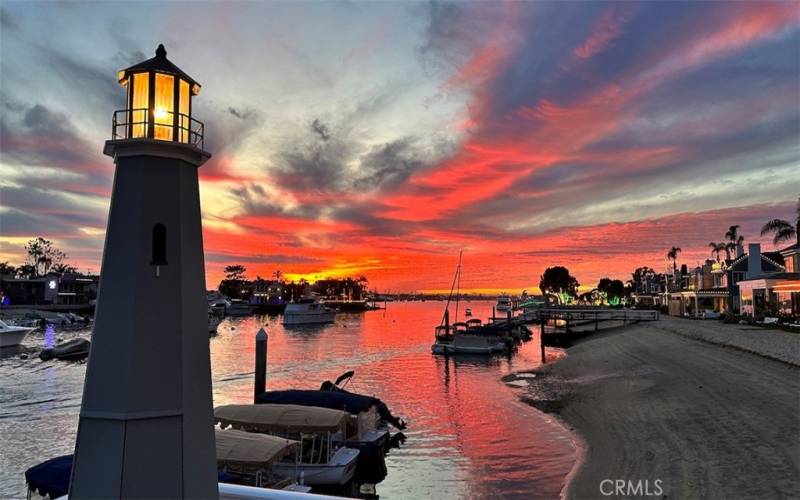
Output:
[
  {"xmin": 216, "ymin": 428, "xmax": 298, "ymax": 472},
  {"xmin": 25, "ymin": 455, "xmax": 237, "ymax": 497},
  {"xmin": 216, "ymin": 403, "xmax": 348, "ymax": 434},
  {"xmin": 256, "ymin": 389, "xmax": 378, "ymax": 415},
  {"xmin": 25, "ymin": 455, "xmax": 72, "ymax": 498}
]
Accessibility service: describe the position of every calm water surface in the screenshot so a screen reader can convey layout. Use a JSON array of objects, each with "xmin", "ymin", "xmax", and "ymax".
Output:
[{"xmin": 0, "ymin": 301, "xmax": 575, "ymax": 499}]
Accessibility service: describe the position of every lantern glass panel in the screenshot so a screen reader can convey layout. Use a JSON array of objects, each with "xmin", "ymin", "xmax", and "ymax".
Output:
[
  {"xmin": 154, "ymin": 73, "xmax": 174, "ymax": 140},
  {"xmin": 179, "ymin": 79, "xmax": 190, "ymax": 143},
  {"xmin": 131, "ymin": 73, "xmax": 149, "ymax": 138}
]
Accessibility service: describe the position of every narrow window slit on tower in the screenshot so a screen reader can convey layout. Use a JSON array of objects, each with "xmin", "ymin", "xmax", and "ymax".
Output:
[{"xmin": 151, "ymin": 223, "xmax": 167, "ymax": 277}]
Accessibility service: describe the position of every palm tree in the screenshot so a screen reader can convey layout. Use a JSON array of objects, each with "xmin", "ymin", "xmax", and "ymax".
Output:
[
  {"xmin": 273, "ymin": 270, "xmax": 283, "ymax": 282},
  {"xmin": 724, "ymin": 225, "xmax": 744, "ymax": 259},
  {"xmin": 760, "ymin": 197, "xmax": 800, "ymax": 247},
  {"xmin": 708, "ymin": 242, "xmax": 726, "ymax": 262},
  {"xmin": 667, "ymin": 246, "xmax": 681, "ymax": 274}
]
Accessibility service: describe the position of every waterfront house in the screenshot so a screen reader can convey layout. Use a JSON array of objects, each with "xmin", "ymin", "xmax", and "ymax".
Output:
[
  {"xmin": 669, "ymin": 260, "xmax": 729, "ymax": 317},
  {"xmin": 630, "ymin": 269, "xmax": 667, "ymax": 308},
  {"xmin": 250, "ymin": 278, "xmax": 285, "ymax": 305},
  {"xmin": 668, "ymin": 243, "xmax": 785, "ymax": 317},
  {"xmin": 0, "ymin": 273, "xmax": 98, "ymax": 308},
  {"xmin": 736, "ymin": 240, "xmax": 800, "ymax": 320}
]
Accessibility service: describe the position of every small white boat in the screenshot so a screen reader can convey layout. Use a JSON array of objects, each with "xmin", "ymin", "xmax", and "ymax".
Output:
[
  {"xmin": 283, "ymin": 297, "xmax": 336, "ymax": 325},
  {"xmin": 447, "ymin": 333, "xmax": 493, "ymax": 354},
  {"xmin": 0, "ymin": 319, "xmax": 35, "ymax": 348},
  {"xmin": 495, "ymin": 295, "xmax": 512, "ymax": 313},
  {"xmin": 215, "ymin": 404, "xmax": 360, "ymax": 486}
]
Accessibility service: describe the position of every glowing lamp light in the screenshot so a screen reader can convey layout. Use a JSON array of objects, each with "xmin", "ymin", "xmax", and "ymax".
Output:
[
  {"xmin": 113, "ymin": 44, "xmax": 202, "ymax": 146},
  {"xmin": 49, "ymin": 280, "xmax": 57, "ymax": 290}
]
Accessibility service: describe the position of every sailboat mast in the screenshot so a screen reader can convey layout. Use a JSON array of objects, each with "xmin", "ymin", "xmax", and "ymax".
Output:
[
  {"xmin": 441, "ymin": 251, "xmax": 462, "ymax": 326},
  {"xmin": 454, "ymin": 250, "xmax": 462, "ymax": 323}
]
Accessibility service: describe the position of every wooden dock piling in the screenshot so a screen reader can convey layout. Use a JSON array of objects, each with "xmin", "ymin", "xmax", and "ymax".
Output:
[{"xmin": 254, "ymin": 327, "xmax": 267, "ymax": 402}]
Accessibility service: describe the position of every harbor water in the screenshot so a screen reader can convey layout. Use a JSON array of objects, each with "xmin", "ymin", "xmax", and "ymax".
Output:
[{"xmin": 0, "ymin": 301, "xmax": 575, "ymax": 499}]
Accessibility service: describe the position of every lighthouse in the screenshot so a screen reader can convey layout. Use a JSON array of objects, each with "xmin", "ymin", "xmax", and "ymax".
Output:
[{"xmin": 69, "ymin": 45, "xmax": 217, "ymax": 498}]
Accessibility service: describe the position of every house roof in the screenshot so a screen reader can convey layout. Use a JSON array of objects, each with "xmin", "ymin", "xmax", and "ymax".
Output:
[
  {"xmin": 727, "ymin": 252, "xmax": 786, "ymax": 272},
  {"xmin": 779, "ymin": 242, "xmax": 800, "ymax": 255},
  {"xmin": 738, "ymin": 272, "xmax": 800, "ymax": 282}
]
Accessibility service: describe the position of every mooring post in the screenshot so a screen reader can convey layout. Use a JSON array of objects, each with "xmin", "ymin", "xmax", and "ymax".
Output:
[
  {"xmin": 540, "ymin": 316, "xmax": 546, "ymax": 363},
  {"xmin": 492, "ymin": 306, "xmax": 496, "ymax": 323},
  {"xmin": 507, "ymin": 309, "xmax": 512, "ymax": 334},
  {"xmin": 254, "ymin": 327, "xmax": 268, "ymax": 403}
]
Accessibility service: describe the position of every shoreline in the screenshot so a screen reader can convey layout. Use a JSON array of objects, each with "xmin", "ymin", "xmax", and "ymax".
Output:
[{"xmin": 507, "ymin": 319, "xmax": 800, "ymax": 499}]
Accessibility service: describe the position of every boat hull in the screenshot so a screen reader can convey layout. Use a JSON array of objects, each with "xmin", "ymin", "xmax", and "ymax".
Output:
[
  {"xmin": 273, "ymin": 447, "xmax": 359, "ymax": 486},
  {"xmin": 282, "ymin": 311, "xmax": 336, "ymax": 325},
  {"xmin": 0, "ymin": 327, "xmax": 33, "ymax": 348}
]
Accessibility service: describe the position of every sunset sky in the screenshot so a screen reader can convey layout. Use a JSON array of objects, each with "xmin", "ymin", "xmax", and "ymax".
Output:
[{"xmin": 0, "ymin": 1, "xmax": 798, "ymax": 293}]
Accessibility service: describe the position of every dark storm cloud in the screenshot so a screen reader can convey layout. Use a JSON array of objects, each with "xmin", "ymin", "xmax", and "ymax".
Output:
[
  {"xmin": 271, "ymin": 128, "xmax": 436, "ymax": 194},
  {"xmin": 415, "ymin": 1, "xmax": 507, "ymax": 77},
  {"xmin": 0, "ymin": 210, "xmax": 69, "ymax": 237},
  {"xmin": 227, "ymin": 106, "xmax": 258, "ymax": 121},
  {"xmin": 0, "ymin": 185, "xmax": 106, "ymax": 228},
  {"xmin": 205, "ymin": 252, "xmax": 321, "ymax": 265},
  {"xmin": 231, "ymin": 182, "xmax": 322, "ymax": 219},
  {"xmin": 0, "ymin": 7, "xmax": 17, "ymax": 30},
  {"xmin": 0, "ymin": 101, "xmax": 98, "ymax": 167},
  {"xmin": 354, "ymin": 138, "xmax": 424, "ymax": 190},
  {"xmin": 310, "ymin": 118, "xmax": 331, "ymax": 141},
  {"xmin": 34, "ymin": 43, "xmax": 122, "ymax": 115}
]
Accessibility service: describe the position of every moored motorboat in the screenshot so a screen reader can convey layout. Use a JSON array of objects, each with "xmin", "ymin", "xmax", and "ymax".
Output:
[
  {"xmin": 448, "ymin": 333, "xmax": 493, "ymax": 354},
  {"xmin": 256, "ymin": 385, "xmax": 404, "ymax": 466},
  {"xmin": 215, "ymin": 404, "xmax": 360, "ymax": 486},
  {"xmin": 495, "ymin": 294, "xmax": 512, "ymax": 313},
  {"xmin": 283, "ymin": 297, "xmax": 336, "ymax": 325},
  {"xmin": 0, "ymin": 319, "xmax": 35, "ymax": 348},
  {"xmin": 215, "ymin": 428, "xmax": 310, "ymax": 492},
  {"xmin": 227, "ymin": 299, "xmax": 254, "ymax": 317},
  {"xmin": 465, "ymin": 308, "xmax": 472, "ymax": 317}
]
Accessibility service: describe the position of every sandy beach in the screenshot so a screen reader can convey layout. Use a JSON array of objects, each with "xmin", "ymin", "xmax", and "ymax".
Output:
[{"xmin": 511, "ymin": 317, "xmax": 800, "ymax": 499}]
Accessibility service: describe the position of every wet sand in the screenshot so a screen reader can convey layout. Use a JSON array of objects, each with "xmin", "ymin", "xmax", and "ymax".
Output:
[{"xmin": 511, "ymin": 319, "xmax": 800, "ymax": 499}]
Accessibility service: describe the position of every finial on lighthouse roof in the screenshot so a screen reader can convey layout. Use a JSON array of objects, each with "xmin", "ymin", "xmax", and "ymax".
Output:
[{"xmin": 156, "ymin": 44, "xmax": 167, "ymax": 58}]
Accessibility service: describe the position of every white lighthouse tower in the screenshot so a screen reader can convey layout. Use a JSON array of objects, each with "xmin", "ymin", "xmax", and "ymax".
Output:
[{"xmin": 69, "ymin": 44, "xmax": 217, "ymax": 498}]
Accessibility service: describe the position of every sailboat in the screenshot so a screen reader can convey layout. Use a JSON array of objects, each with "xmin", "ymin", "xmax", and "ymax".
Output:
[{"xmin": 431, "ymin": 252, "xmax": 493, "ymax": 355}]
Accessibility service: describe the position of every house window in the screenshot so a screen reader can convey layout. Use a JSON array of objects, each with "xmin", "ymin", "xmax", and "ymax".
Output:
[
  {"xmin": 732, "ymin": 272, "xmax": 745, "ymax": 284},
  {"xmin": 151, "ymin": 224, "xmax": 167, "ymax": 266}
]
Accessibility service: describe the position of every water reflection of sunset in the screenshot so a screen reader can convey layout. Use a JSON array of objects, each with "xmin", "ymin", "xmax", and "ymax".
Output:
[{"xmin": 209, "ymin": 301, "xmax": 575, "ymax": 498}]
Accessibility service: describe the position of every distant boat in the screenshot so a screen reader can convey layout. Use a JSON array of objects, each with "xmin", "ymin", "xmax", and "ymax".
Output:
[
  {"xmin": 0, "ymin": 319, "xmax": 34, "ymax": 348},
  {"xmin": 207, "ymin": 291, "xmax": 231, "ymax": 315},
  {"xmin": 465, "ymin": 308, "xmax": 472, "ymax": 317},
  {"xmin": 226, "ymin": 299, "xmax": 254, "ymax": 317},
  {"xmin": 495, "ymin": 295, "xmax": 512, "ymax": 313},
  {"xmin": 283, "ymin": 297, "xmax": 336, "ymax": 325},
  {"xmin": 432, "ymin": 252, "xmax": 494, "ymax": 355}
]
